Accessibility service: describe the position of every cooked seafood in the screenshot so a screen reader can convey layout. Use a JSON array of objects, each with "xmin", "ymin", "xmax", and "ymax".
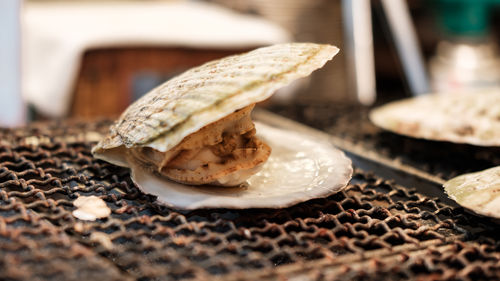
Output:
[
  {"xmin": 129, "ymin": 104, "xmax": 270, "ymax": 185},
  {"xmin": 93, "ymin": 43, "xmax": 339, "ymax": 186},
  {"xmin": 130, "ymin": 122, "xmax": 353, "ymax": 209}
]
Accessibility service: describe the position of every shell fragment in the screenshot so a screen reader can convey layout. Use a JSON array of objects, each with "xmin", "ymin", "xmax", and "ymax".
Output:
[{"xmin": 73, "ymin": 195, "xmax": 111, "ymax": 221}]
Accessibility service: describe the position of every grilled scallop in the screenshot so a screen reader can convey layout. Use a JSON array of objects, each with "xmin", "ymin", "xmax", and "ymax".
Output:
[
  {"xmin": 128, "ymin": 104, "xmax": 270, "ymax": 186},
  {"xmin": 92, "ymin": 43, "xmax": 340, "ymax": 186}
]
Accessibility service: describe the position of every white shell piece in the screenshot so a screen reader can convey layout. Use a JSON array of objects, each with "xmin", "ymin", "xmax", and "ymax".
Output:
[
  {"xmin": 369, "ymin": 88, "xmax": 500, "ymax": 146},
  {"xmin": 444, "ymin": 166, "xmax": 500, "ymax": 219},
  {"xmin": 72, "ymin": 195, "xmax": 111, "ymax": 221},
  {"xmin": 129, "ymin": 122, "xmax": 353, "ymax": 209}
]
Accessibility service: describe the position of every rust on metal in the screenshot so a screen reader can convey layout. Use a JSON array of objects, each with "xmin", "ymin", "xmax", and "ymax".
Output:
[{"xmin": 0, "ymin": 117, "xmax": 499, "ymax": 281}]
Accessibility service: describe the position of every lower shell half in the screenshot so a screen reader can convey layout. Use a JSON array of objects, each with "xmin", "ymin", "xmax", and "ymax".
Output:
[{"xmin": 129, "ymin": 122, "xmax": 353, "ymax": 210}]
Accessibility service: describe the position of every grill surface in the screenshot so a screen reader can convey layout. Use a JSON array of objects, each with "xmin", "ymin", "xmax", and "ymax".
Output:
[{"xmin": 0, "ymin": 114, "xmax": 499, "ymax": 280}]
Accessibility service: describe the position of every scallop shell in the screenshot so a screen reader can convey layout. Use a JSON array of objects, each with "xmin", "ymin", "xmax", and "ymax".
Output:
[
  {"xmin": 369, "ymin": 88, "xmax": 500, "ymax": 146},
  {"xmin": 129, "ymin": 122, "xmax": 353, "ymax": 209},
  {"xmin": 444, "ymin": 166, "xmax": 500, "ymax": 219},
  {"xmin": 92, "ymin": 43, "xmax": 339, "ymax": 165},
  {"xmin": 91, "ymin": 43, "xmax": 351, "ymax": 209}
]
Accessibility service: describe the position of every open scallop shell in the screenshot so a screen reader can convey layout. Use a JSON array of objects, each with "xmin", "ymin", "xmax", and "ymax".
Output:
[
  {"xmin": 444, "ymin": 166, "xmax": 500, "ymax": 219},
  {"xmin": 129, "ymin": 122, "xmax": 352, "ymax": 209},
  {"xmin": 369, "ymin": 89, "xmax": 500, "ymax": 146},
  {"xmin": 92, "ymin": 43, "xmax": 339, "ymax": 166}
]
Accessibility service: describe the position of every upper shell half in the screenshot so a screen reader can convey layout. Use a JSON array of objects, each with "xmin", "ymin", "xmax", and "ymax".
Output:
[{"xmin": 92, "ymin": 43, "xmax": 339, "ymax": 166}]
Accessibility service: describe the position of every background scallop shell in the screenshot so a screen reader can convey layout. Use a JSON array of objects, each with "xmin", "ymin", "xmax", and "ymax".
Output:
[
  {"xmin": 444, "ymin": 166, "xmax": 500, "ymax": 219},
  {"xmin": 129, "ymin": 122, "xmax": 353, "ymax": 209},
  {"xmin": 93, "ymin": 43, "xmax": 339, "ymax": 166},
  {"xmin": 369, "ymin": 89, "xmax": 500, "ymax": 146}
]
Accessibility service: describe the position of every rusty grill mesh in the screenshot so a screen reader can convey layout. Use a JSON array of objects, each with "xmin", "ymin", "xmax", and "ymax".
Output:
[{"xmin": 0, "ymin": 119, "xmax": 499, "ymax": 281}]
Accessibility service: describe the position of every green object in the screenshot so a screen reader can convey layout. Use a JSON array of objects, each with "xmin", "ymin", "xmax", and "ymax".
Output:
[{"xmin": 434, "ymin": 0, "xmax": 500, "ymax": 38}]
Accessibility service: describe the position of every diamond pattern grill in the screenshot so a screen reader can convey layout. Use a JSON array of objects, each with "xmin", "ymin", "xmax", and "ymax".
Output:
[{"xmin": 0, "ymin": 118, "xmax": 499, "ymax": 281}]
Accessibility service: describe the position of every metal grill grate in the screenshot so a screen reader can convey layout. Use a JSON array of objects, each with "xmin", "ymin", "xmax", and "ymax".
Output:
[{"xmin": 0, "ymin": 117, "xmax": 499, "ymax": 280}]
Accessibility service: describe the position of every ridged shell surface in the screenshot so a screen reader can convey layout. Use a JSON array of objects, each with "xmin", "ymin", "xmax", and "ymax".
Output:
[
  {"xmin": 370, "ymin": 88, "xmax": 500, "ymax": 146},
  {"xmin": 444, "ymin": 166, "xmax": 500, "ymax": 219},
  {"xmin": 93, "ymin": 43, "xmax": 339, "ymax": 165}
]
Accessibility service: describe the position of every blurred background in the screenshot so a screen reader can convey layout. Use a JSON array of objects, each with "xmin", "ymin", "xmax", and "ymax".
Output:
[{"xmin": 2, "ymin": 0, "xmax": 500, "ymax": 127}]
